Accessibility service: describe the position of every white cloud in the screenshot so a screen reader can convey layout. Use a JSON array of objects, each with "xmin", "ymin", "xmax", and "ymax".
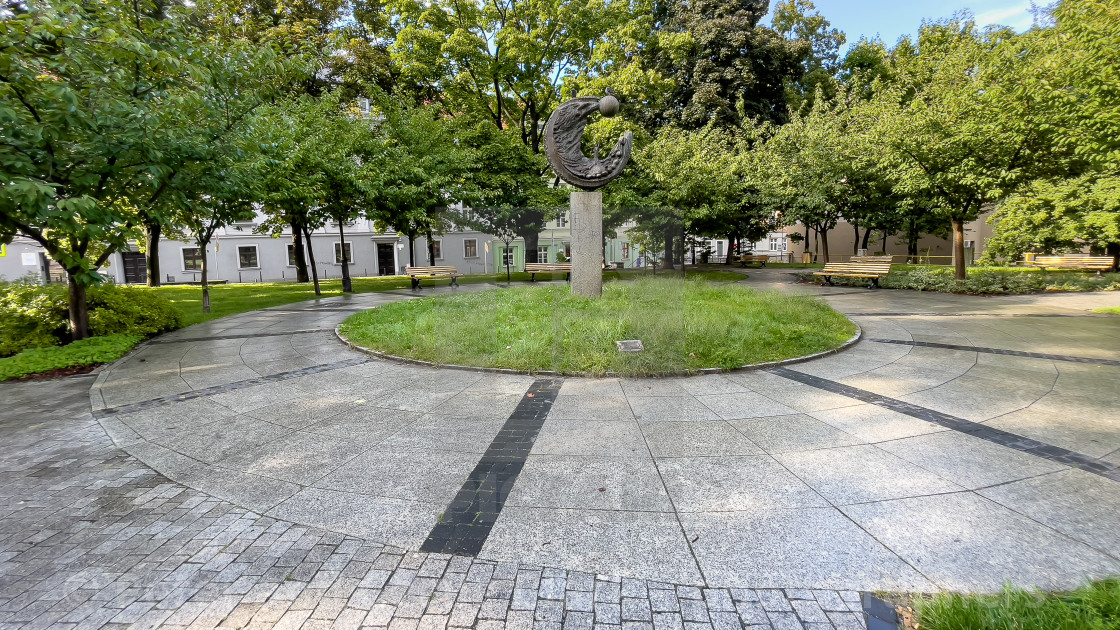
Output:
[{"xmin": 974, "ymin": 3, "xmax": 1034, "ymax": 30}]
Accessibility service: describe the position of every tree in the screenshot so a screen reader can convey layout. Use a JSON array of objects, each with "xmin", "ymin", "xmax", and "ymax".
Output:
[
  {"xmin": 870, "ymin": 17, "xmax": 1055, "ymax": 279},
  {"xmin": 0, "ymin": 0, "xmax": 206, "ymax": 339},
  {"xmin": 773, "ymin": 0, "xmax": 846, "ymax": 114},
  {"xmin": 983, "ymin": 0, "xmax": 1120, "ymax": 268}
]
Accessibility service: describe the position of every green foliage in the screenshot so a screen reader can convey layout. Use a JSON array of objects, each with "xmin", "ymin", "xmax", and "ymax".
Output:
[
  {"xmin": 339, "ymin": 277, "xmax": 855, "ymax": 375},
  {"xmin": 914, "ymin": 577, "xmax": 1120, "ymax": 630},
  {"xmin": 0, "ymin": 334, "xmax": 141, "ymax": 382},
  {"xmin": 797, "ymin": 266, "xmax": 1120, "ymax": 294},
  {"xmin": 0, "ymin": 282, "xmax": 69, "ymax": 357},
  {"xmin": 0, "ymin": 283, "xmax": 179, "ymax": 357}
]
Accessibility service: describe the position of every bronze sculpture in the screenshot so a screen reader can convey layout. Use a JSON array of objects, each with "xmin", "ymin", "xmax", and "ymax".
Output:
[{"xmin": 543, "ymin": 90, "xmax": 633, "ymax": 191}]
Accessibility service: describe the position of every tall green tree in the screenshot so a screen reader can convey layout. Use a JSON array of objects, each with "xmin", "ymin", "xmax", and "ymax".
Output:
[
  {"xmin": 0, "ymin": 0, "xmax": 206, "ymax": 339},
  {"xmin": 773, "ymin": 0, "xmax": 846, "ymax": 113}
]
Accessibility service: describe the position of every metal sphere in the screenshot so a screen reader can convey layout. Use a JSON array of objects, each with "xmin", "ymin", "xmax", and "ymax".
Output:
[{"xmin": 599, "ymin": 94, "xmax": 620, "ymax": 117}]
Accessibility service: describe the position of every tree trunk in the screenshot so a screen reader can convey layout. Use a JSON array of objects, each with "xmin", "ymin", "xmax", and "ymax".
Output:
[
  {"xmin": 201, "ymin": 242, "xmax": 211, "ymax": 313},
  {"xmin": 302, "ymin": 225, "xmax": 321, "ymax": 295},
  {"xmin": 144, "ymin": 220, "xmax": 162, "ymax": 287},
  {"xmin": 427, "ymin": 230, "xmax": 437, "ymax": 266},
  {"xmin": 407, "ymin": 233, "xmax": 416, "ymax": 267},
  {"xmin": 853, "ymin": 224, "xmax": 860, "ymax": 255},
  {"xmin": 291, "ymin": 221, "xmax": 309, "ymax": 282},
  {"xmin": 1106, "ymin": 242, "xmax": 1119, "ymax": 272},
  {"xmin": 680, "ymin": 230, "xmax": 687, "ymax": 278},
  {"xmin": 521, "ymin": 231, "xmax": 539, "ymax": 269},
  {"xmin": 725, "ymin": 236, "xmax": 735, "ymax": 264},
  {"xmin": 861, "ymin": 227, "xmax": 872, "ymax": 250},
  {"xmin": 67, "ymin": 273, "xmax": 89, "ymax": 341},
  {"xmin": 819, "ymin": 228, "xmax": 830, "ymax": 264},
  {"xmin": 663, "ymin": 231, "xmax": 675, "ymax": 270},
  {"xmin": 951, "ymin": 217, "xmax": 966, "ymax": 280},
  {"xmin": 339, "ymin": 221, "xmax": 352, "ymax": 293}
]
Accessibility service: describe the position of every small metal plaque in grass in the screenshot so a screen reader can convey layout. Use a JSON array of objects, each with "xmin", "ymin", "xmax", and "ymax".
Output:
[{"xmin": 616, "ymin": 339, "xmax": 644, "ymax": 353}]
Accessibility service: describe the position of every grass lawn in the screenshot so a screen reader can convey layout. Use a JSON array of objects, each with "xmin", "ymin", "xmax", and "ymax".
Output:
[
  {"xmin": 153, "ymin": 272, "xmax": 563, "ymax": 327},
  {"xmin": 914, "ymin": 577, "xmax": 1120, "ymax": 630},
  {"xmin": 1096, "ymin": 306, "xmax": 1120, "ymax": 315},
  {"xmin": 0, "ymin": 334, "xmax": 141, "ymax": 381},
  {"xmin": 339, "ymin": 276, "xmax": 856, "ymax": 376}
]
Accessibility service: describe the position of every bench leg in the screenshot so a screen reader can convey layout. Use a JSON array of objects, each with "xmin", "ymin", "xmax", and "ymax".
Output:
[
  {"xmin": 566, "ymin": 272, "xmax": 571, "ymax": 282},
  {"xmin": 529, "ymin": 273, "xmax": 536, "ymax": 282},
  {"xmin": 869, "ymin": 277, "xmax": 880, "ymax": 289},
  {"xmin": 821, "ymin": 276, "xmax": 833, "ymax": 286},
  {"xmin": 450, "ymin": 277, "xmax": 459, "ymax": 288}
]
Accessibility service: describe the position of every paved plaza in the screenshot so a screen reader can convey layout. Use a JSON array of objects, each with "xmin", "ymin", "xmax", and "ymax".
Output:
[{"xmin": 2, "ymin": 270, "xmax": 1120, "ymax": 628}]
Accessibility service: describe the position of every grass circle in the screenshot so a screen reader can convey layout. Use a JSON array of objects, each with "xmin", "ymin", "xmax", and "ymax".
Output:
[{"xmin": 339, "ymin": 276, "xmax": 857, "ymax": 376}]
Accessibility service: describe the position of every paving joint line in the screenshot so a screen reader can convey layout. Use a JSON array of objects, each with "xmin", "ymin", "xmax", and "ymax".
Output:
[
  {"xmin": 147, "ymin": 328, "xmax": 332, "ymax": 344},
  {"xmin": 92, "ymin": 357, "xmax": 368, "ymax": 418},
  {"xmin": 866, "ymin": 338, "xmax": 1120, "ymax": 367},
  {"xmin": 770, "ymin": 367, "xmax": 1120, "ymax": 482},
  {"xmin": 419, "ymin": 378, "xmax": 562, "ymax": 556}
]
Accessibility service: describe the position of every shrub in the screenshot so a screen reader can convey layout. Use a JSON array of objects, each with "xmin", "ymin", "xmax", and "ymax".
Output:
[
  {"xmin": 0, "ymin": 282, "xmax": 180, "ymax": 357},
  {"xmin": 87, "ymin": 285, "xmax": 181, "ymax": 337},
  {"xmin": 0, "ymin": 281, "xmax": 69, "ymax": 357},
  {"xmin": 796, "ymin": 266, "xmax": 1120, "ymax": 295},
  {"xmin": 0, "ymin": 333, "xmax": 142, "ymax": 381}
]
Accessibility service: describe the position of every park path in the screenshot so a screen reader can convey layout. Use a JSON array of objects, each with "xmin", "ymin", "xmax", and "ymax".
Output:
[{"xmin": 3, "ymin": 271, "xmax": 1120, "ymax": 628}]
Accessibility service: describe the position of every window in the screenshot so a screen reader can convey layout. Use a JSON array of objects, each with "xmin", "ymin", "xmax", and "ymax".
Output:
[
  {"xmin": 182, "ymin": 247, "xmax": 203, "ymax": 271},
  {"xmin": 334, "ymin": 241, "xmax": 353, "ymax": 264},
  {"xmin": 564, "ymin": 243, "xmax": 571, "ymax": 259},
  {"xmin": 464, "ymin": 239, "xmax": 478, "ymax": 258},
  {"xmin": 769, "ymin": 236, "xmax": 780, "ymax": 251},
  {"xmin": 557, "ymin": 213, "xmax": 568, "ymax": 228},
  {"xmin": 502, "ymin": 247, "xmax": 516, "ymax": 267},
  {"xmin": 432, "ymin": 240, "xmax": 442, "ymax": 260},
  {"xmin": 622, "ymin": 243, "xmax": 630, "ymax": 259},
  {"xmin": 287, "ymin": 243, "xmax": 298, "ymax": 266},
  {"xmin": 237, "ymin": 245, "xmax": 259, "ymax": 269},
  {"xmin": 537, "ymin": 247, "xmax": 549, "ymax": 263}
]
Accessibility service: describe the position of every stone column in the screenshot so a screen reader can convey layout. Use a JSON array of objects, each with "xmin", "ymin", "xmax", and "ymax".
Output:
[{"xmin": 570, "ymin": 190, "xmax": 603, "ymax": 298}]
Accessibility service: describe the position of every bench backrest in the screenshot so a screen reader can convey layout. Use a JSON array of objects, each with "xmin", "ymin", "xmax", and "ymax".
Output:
[
  {"xmin": 406, "ymin": 265, "xmax": 459, "ymax": 274},
  {"xmin": 1031, "ymin": 255, "xmax": 1114, "ymax": 268},
  {"xmin": 850, "ymin": 255, "xmax": 894, "ymax": 263},
  {"xmin": 525, "ymin": 263, "xmax": 572, "ymax": 270},
  {"xmin": 820, "ymin": 261, "xmax": 893, "ymax": 274},
  {"xmin": 740, "ymin": 255, "xmax": 769, "ymax": 261}
]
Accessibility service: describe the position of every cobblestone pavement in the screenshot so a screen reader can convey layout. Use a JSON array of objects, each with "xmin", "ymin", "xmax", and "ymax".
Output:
[{"xmin": 0, "ymin": 375, "xmax": 867, "ymax": 630}]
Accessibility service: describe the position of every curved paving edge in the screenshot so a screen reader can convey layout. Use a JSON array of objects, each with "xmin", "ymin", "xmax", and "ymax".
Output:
[
  {"xmin": 333, "ymin": 322, "xmax": 864, "ymax": 378},
  {"xmin": 83, "ymin": 280, "xmax": 1120, "ymax": 598}
]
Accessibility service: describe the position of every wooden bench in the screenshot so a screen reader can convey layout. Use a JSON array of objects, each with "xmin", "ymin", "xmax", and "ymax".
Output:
[
  {"xmin": 405, "ymin": 265, "xmax": 462, "ymax": 289},
  {"xmin": 737, "ymin": 255, "xmax": 770, "ymax": 267},
  {"xmin": 1024, "ymin": 255, "xmax": 1115, "ymax": 274},
  {"xmin": 850, "ymin": 255, "xmax": 895, "ymax": 263},
  {"xmin": 813, "ymin": 260, "xmax": 893, "ymax": 289},
  {"xmin": 524, "ymin": 262, "xmax": 572, "ymax": 282}
]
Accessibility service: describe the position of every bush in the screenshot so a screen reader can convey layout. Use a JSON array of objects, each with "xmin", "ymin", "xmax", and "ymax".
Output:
[
  {"xmin": 0, "ymin": 282, "xmax": 181, "ymax": 357},
  {"xmin": 796, "ymin": 266, "xmax": 1120, "ymax": 295},
  {"xmin": 0, "ymin": 333, "xmax": 141, "ymax": 381},
  {"xmin": 88, "ymin": 285, "xmax": 181, "ymax": 337}
]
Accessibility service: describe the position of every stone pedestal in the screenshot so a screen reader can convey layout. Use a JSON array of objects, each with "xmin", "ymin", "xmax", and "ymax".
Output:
[{"xmin": 570, "ymin": 190, "xmax": 603, "ymax": 298}]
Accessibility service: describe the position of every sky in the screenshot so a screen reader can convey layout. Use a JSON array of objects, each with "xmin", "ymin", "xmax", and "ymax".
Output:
[{"xmin": 765, "ymin": 0, "xmax": 1038, "ymax": 51}]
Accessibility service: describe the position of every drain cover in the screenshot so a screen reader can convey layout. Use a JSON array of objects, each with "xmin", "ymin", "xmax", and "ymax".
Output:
[{"xmin": 616, "ymin": 340, "xmax": 644, "ymax": 353}]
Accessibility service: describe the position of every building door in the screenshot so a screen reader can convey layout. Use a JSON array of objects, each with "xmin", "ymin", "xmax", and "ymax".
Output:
[
  {"xmin": 122, "ymin": 252, "xmax": 146, "ymax": 284},
  {"xmin": 377, "ymin": 243, "xmax": 395, "ymax": 276}
]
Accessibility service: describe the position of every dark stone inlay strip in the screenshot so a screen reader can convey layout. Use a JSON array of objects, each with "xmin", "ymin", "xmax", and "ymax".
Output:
[
  {"xmin": 861, "ymin": 592, "xmax": 901, "ymax": 630},
  {"xmin": 420, "ymin": 378, "xmax": 563, "ymax": 556},
  {"xmin": 94, "ymin": 357, "xmax": 368, "ymax": 418},
  {"xmin": 147, "ymin": 329, "xmax": 331, "ymax": 344},
  {"xmin": 770, "ymin": 367, "xmax": 1120, "ymax": 482},
  {"xmin": 867, "ymin": 338, "xmax": 1120, "ymax": 367}
]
